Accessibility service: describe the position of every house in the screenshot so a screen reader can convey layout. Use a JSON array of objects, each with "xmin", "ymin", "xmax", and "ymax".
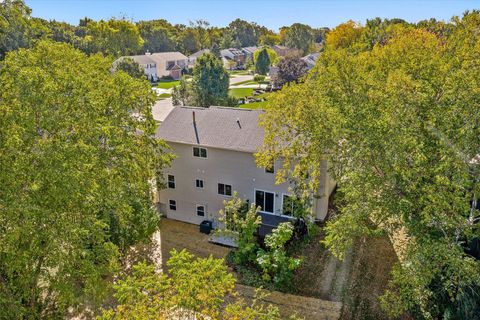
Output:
[
  {"xmin": 188, "ymin": 49, "xmax": 210, "ymax": 67},
  {"xmin": 301, "ymin": 52, "xmax": 320, "ymax": 70},
  {"xmin": 113, "ymin": 54, "xmax": 158, "ymax": 82},
  {"xmin": 270, "ymin": 45, "xmax": 301, "ymax": 57},
  {"xmin": 155, "ymin": 106, "xmax": 335, "ymax": 230},
  {"xmin": 149, "ymin": 52, "xmax": 188, "ymax": 80},
  {"xmin": 220, "ymin": 48, "xmax": 247, "ymax": 70},
  {"xmin": 241, "ymin": 46, "xmax": 258, "ymax": 60}
]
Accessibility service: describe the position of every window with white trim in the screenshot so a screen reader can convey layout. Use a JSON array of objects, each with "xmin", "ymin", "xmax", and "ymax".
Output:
[
  {"xmin": 255, "ymin": 190, "xmax": 274, "ymax": 213},
  {"xmin": 195, "ymin": 179, "xmax": 204, "ymax": 189},
  {"xmin": 169, "ymin": 200, "xmax": 177, "ymax": 210},
  {"xmin": 218, "ymin": 183, "xmax": 232, "ymax": 196},
  {"xmin": 193, "ymin": 147, "xmax": 207, "ymax": 158},
  {"xmin": 196, "ymin": 205, "xmax": 205, "ymax": 216},
  {"xmin": 167, "ymin": 175, "xmax": 175, "ymax": 189}
]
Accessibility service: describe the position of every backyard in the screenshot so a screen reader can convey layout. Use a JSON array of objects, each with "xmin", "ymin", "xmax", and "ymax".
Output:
[
  {"xmin": 152, "ymin": 217, "xmax": 398, "ymax": 320},
  {"xmin": 154, "ymin": 80, "xmax": 180, "ymax": 89}
]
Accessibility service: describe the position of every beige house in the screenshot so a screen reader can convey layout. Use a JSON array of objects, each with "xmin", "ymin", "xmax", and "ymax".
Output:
[
  {"xmin": 150, "ymin": 52, "xmax": 188, "ymax": 80},
  {"xmin": 155, "ymin": 106, "xmax": 335, "ymax": 228},
  {"xmin": 113, "ymin": 54, "xmax": 158, "ymax": 82}
]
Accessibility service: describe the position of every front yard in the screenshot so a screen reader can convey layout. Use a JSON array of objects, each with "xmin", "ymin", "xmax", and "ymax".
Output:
[{"xmin": 154, "ymin": 80, "xmax": 180, "ymax": 89}]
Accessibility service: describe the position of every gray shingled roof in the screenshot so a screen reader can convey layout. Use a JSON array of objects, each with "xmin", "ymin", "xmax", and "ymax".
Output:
[
  {"xmin": 116, "ymin": 55, "xmax": 156, "ymax": 65},
  {"xmin": 156, "ymin": 106, "xmax": 265, "ymax": 153}
]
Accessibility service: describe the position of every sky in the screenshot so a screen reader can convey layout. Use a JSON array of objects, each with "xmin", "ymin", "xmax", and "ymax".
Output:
[{"xmin": 25, "ymin": 0, "xmax": 479, "ymax": 31}]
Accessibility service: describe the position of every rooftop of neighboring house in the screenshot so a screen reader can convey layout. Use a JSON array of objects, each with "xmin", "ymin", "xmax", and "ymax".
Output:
[
  {"xmin": 221, "ymin": 48, "xmax": 245, "ymax": 57},
  {"xmin": 150, "ymin": 52, "xmax": 188, "ymax": 62},
  {"xmin": 302, "ymin": 52, "xmax": 321, "ymax": 68},
  {"xmin": 189, "ymin": 49, "xmax": 210, "ymax": 59},
  {"xmin": 156, "ymin": 106, "xmax": 264, "ymax": 153},
  {"xmin": 242, "ymin": 46, "xmax": 258, "ymax": 55},
  {"xmin": 114, "ymin": 54, "xmax": 157, "ymax": 66}
]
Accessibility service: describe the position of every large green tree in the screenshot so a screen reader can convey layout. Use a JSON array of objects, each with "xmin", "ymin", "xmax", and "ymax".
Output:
[
  {"xmin": 284, "ymin": 23, "xmax": 313, "ymax": 55},
  {"xmin": 257, "ymin": 12, "xmax": 480, "ymax": 319},
  {"xmin": 99, "ymin": 249, "xmax": 296, "ymax": 320},
  {"xmin": 0, "ymin": 41, "xmax": 170, "ymax": 319},
  {"xmin": 84, "ymin": 18, "xmax": 143, "ymax": 56},
  {"xmin": 0, "ymin": 0, "xmax": 49, "ymax": 59},
  {"xmin": 192, "ymin": 52, "xmax": 229, "ymax": 107},
  {"xmin": 254, "ymin": 47, "xmax": 271, "ymax": 75}
]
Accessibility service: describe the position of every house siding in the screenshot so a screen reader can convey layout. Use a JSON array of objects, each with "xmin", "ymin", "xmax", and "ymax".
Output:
[{"xmin": 158, "ymin": 142, "xmax": 294, "ymax": 225}]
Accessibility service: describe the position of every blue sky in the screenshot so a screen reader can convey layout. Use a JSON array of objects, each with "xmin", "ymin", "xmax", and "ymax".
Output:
[{"xmin": 25, "ymin": 0, "xmax": 479, "ymax": 30}]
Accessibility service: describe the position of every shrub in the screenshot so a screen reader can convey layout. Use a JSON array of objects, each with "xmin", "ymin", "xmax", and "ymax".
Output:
[{"xmin": 256, "ymin": 222, "xmax": 302, "ymax": 290}]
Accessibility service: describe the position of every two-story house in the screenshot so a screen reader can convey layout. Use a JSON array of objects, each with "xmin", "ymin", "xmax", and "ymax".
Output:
[
  {"xmin": 150, "ymin": 52, "xmax": 188, "ymax": 79},
  {"xmin": 155, "ymin": 106, "xmax": 335, "ymax": 229},
  {"xmin": 113, "ymin": 54, "xmax": 158, "ymax": 82}
]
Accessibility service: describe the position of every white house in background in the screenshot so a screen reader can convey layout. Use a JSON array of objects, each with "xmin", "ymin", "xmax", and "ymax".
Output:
[
  {"xmin": 301, "ymin": 52, "xmax": 321, "ymax": 70},
  {"xmin": 188, "ymin": 49, "xmax": 210, "ymax": 67},
  {"xmin": 149, "ymin": 52, "xmax": 188, "ymax": 80},
  {"xmin": 113, "ymin": 54, "xmax": 158, "ymax": 82},
  {"xmin": 155, "ymin": 106, "xmax": 335, "ymax": 232}
]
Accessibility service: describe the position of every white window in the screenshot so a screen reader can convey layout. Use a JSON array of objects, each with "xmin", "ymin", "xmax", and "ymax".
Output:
[
  {"xmin": 196, "ymin": 179, "xmax": 204, "ymax": 189},
  {"xmin": 255, "ymin": 190, "xmax": 275, "ymax": 213},
  {"xmin": 196, "ymin": 205, "xmax": 205, "ymax": 216},
  {"xmin": 193, "ymin": 147, "xmax": 207, "ymax": 158},
  {"xmin": 218, "ymin": 183, "xmax": 232, "ymax": 196},
  {"xmin": 169, "ymin": 200, "xmax": 177, "ymax": 211},
  {"xmin": 167, "ymin": 175, "xmax": 175, "ymax": 189}
]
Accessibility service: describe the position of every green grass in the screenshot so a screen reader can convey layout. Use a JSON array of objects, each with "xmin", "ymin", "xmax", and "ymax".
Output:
[
  {"xmin": 229, "ymin": 70, "xmax": 251, "ymax": 76},
  {"xmin": 240, "ymin": 100, "xmax": 268, "ymax": 109},
  {"xmin": 228, "ymin": 88, "xmax": 253, "ymax": 99},
  {"xmin": 158, "ymin": 93, "xmax": 172, "ymax": 99},
  {"xmin": 154, "ymin": 80, "xmax": 180, "ymax": 89}
]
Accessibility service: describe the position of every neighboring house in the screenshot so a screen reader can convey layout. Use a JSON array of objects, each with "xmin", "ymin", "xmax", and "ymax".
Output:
[
  {"xmin": 150, "ymin": 52, "xmax": 188, "ymax": 80},
  {"xmin": 241, "ymin": 46, "xmax": 258, "ymax": 60},
  {"xmin": 188, "ymin": 49, "xmax": 210, "ymax": 67},
  {"xmin": 113, "ymin": 54, "xmax": 158, "ymax": 82},
  {"xmin": 156, "ymin": 106, "xmax": 335, "ymax": 231},
  {"xmin": 221, "ymin": 48, "xmax": 247, "ymax": 70},
  {"xmin": 270, "ymin": 45, "xmax": 301, "ymax": 57},
  {"xmin": 301, "ymin": 52, "xmax": 320, "ymax": 70}
]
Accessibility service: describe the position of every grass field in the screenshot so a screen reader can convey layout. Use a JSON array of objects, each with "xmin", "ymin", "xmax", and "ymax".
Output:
[
  {"xmin": 158, "ymin": 93, "xmax": 172, "ymax": 99},
  {"xmin": 154, "ymin": 80, "xmax": 180, "ymax": 89},
  {"xmin": 228, "ymin": 87, "xmax": 254, "ymax": 99},
  {"xmin": 240, "ymin": 101, "xmax": 268, "ymax": 109}
]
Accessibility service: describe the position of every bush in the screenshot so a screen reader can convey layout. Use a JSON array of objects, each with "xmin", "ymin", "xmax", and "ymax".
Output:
[
  {"xmin": 256, "ymin": 222, "xmax": 302, "ymax": 290},
  {"xmin": 254, "ymin": 75, "xmax": 266, "ymax": 83},
  {"xmin": 217, "ymin": 193, "xmax": 261, "ymax": 265}
]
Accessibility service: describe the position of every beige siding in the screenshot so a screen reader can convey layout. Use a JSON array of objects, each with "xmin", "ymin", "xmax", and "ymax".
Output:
[
  {"xmin": 159, "ymin": 142, "xmax": 293, "ymax": 225},
  {"xmin": 158, "ymin": 142, "xmax": 335, "ymax": 225}
]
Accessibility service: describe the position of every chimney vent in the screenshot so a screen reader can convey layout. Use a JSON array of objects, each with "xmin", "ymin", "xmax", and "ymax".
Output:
[{"xmin": 192, "ymin": 111, "xmax": 196, "ymax": 124}]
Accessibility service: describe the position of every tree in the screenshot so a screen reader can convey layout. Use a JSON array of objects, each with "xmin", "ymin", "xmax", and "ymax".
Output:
[
  {"xmin": 254, "ymin": 46, "xmax": 278, "ymax": 66},
  {"xmin": 254, "ymin": 47, "xmax": 271, "ymax": 75},
  {"xmin": 257, "ymin": 13, "xmax": 480, "ymax": 318},
  {"xmin": 284, "ymin": 23, "xmax": 313, "ymax": 55},
  {"xmin": 325, "ymin": 20, "xmax": 363, "ymax": 50},
  {"xmin": 0, "ymin": 0, "xmax": 49, "ymax": 59},
  {"xmin": 211, "ymin": 42, "xmax": 221, "ymax": 57},
  {"xmin": 172, "ymin": 75, "xmax": 195, "ymax": 106},
  {"xmin": 272, "ymin": 56, "xmax": 308, "ymax": 87},
  {"xmin": 192, "ymin": 52, "xmax": 229, "ymax": 107},
  {"xmin": 0, "ymin": 41, "xmax": 171, "ymax": 318},
  {"xmin": 115, "ymin": 57, "xmax": 145, "ymax": 79},
  {"xmin": 138, "ymin": 19, "xmax": 176, "ymax": 53},
  {"xmin": 85, "ymin": 18, "xmax": 143, "ymax": 56},
  {"xmin": 99, "ymin": 249, "xmax": 299, "ymax": 320},
  {"xmin": 228, "ymin": 19, "xmax": 259, "ymax": 47}
]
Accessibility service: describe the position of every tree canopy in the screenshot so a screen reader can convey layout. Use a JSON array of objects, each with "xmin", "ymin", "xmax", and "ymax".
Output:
[
  {"xmin": 284, "ymin": 23, "xmax": 314, "ymax": 55},
  {"xmin": 257, "ymin": 12, "xmax": 480, "ymax": 318},
  {"xmin": 192, "ymin": 52, "xmax": 230, "ymax": 107},
  {"xmin": 272, "ymin": 55, "xmax": 308, "ymax": 87},
  {"xmin": 0, "ymin": 41, "xmax": 171, "ymax": 318},
  {"xmin": 254, "ymin": 47, "xmax": 271, "ymax": 75}
]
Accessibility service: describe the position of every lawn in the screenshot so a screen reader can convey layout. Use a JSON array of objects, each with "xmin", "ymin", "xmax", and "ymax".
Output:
[
  {"xmin": 154, "ymin": 80, "xmax": 180, "ymax": 89},
  {"xmin": 158, "ymin": 93, "xmax": 172, "ymax": 99},
  {"xmin": 240, "ymin": 100, "xmax": 268, "ymax": 109},
  {"xmin": 228, "ymin": 87, "xmax": 253, "ymax": 99}
]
